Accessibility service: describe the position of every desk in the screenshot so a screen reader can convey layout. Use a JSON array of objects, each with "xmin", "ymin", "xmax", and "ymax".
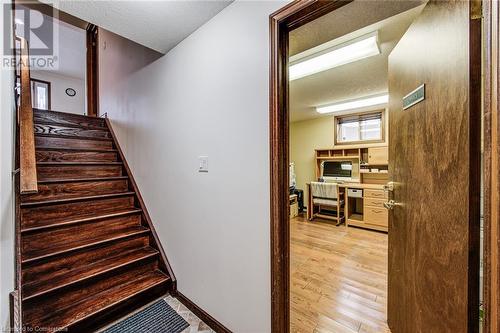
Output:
[
  {"xmin": 343, "ymin": 183, "xmax": 388, "ymax": 232},
  {"xmin": 307, "ymin": 182, "xmax": 388, "ymax": 232}
]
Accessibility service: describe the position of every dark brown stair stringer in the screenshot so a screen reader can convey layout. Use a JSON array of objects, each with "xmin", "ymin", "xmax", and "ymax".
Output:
[
  {"xmin": 14, "ymin": 110, "xmax": 177, "ymax": 332},
  {"xmin": 105, "ymin": 117, "xmax": 177, "ymax": 290}
]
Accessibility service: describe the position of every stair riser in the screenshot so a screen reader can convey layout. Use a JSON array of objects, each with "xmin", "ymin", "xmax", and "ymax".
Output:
[
  {"xmin": 35, "ymin": 124, "xmax": 111, "ymax": 140},
  {"xmin": 36, "ymin": 150, "xmax": 118, "ymax": 162},
  {"xmin": 24, "ymin": 263, "xmax": 158, "ymax": 323},
  {"xmin": 34, "ymin": 110, "xmax": 106, "ymax": 128},
  {"xmin": 22, "ymin": 214, "xmax": 142, "ymax": 260},
  {"xmin": 22, "ymin": 180, "xmax": 129, "ymax": 203},
  {"xmin": 36, "ymin": 136, "xmax": 113, "ymax": 150},
  {"xmin": 21, "ymin": 196, "xmax": 135, "ymax": 229},
  {"xmin": 37, "ymin": 165, "xmax": 122, "ymax": 181},
  {"xmin": 22, "ymin": 236, "xmax": 150, "ymax": 287}
]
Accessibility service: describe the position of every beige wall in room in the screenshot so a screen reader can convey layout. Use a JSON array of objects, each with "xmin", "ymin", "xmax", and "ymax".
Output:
[
  {"xmin": 290, "ymin": 117, "xmax": 333, "ymax": 200},
  {"xmin": 291, "ymin": 116, "xmax": 363, "ymax": 202}
]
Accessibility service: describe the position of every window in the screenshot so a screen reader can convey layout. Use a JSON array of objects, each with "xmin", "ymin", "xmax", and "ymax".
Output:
[
  {"xmin": 335, "ymin": 111, "xmax": 384, "ymax": 144},
  {"xmin": 32, "ymin": 80, "xmax": 50, "ymax": 110},
  {"xmin": 16, "ymin": 77, "xmax": 51, "ymax": 110}
]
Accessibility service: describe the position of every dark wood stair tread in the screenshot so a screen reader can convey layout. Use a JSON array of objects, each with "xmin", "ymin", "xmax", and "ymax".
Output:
[
  {"xmin": 36, "ymin": 147, "xmax": 118, "ymax": 153},
  {"xmin": 21, "ymin": 208, "xmax": 142, "ymax": 233},
  {"xmin": 34, "ymin": 119, "xmax": 110, "ymax": 131},
  {"xmin": 23, "ymin": 247, "xmax": 158, "ymax": 300},
  {"xmin": 36, "ymin": 135, "xmax": 114, "ymax": 151},
  {"xmin": 22, "ymin": 226, "xmax": 150, "ymax": 263},
  {"xmin": 20, "ymin": 191, "xmax": 135, "ymax": 207},
  {"xmin": 34, "ymin": 123, "xmax": 111, "ymax": 139},
  {"xmin": 28, "ymin": 270, "xmax": 169, "ymax": 331},
  {"xmin": 37, "ymin": 162, "xmax": 123, "ymax": 166},
  {"xmin": 33, "ymin": 109, "xmax": 107, "ymax": 128},
  {"xmin": 35, "ymin": 132, "xmax": 113, "ymax": 142},
  {"xmin": 38, "ymin": 176, "xmax": 128, "ymax": 184},
  {"xmin": 20, "ymin": 196, "xmax": 136, "ymax": 230}
]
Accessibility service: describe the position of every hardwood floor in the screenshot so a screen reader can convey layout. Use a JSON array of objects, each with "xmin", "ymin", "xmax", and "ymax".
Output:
[{"xmin": 290, "ymin": 214, "xmax": 390, "ymax": 333}]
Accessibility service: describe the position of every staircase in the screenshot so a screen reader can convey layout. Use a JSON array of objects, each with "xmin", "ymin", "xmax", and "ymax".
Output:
[{"xmin": 17, "ymin": 109, "xmax": 175, "ymax": 332}]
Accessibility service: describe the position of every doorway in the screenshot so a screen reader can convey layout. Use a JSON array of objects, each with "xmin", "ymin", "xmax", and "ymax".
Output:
[
  {"xmin": 270, "ymin": 1, "xmax": 484, "ymax": 332},
  {"xmin": 14, "ymin": 1, "xmax": 99, "ymax": 117}
]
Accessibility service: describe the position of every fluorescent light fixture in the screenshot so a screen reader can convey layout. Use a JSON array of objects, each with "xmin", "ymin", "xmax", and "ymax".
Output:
[
  {"xmin": 15, "ymin": 18, "xmax": 24, "ymax": 25},
  {"xmin": 289, "ymin": 32, "xmax": 380, "ymax": 81},
  {"xmin": 316, "ymin": 94, "xmax": 388, "ymax": 114}
]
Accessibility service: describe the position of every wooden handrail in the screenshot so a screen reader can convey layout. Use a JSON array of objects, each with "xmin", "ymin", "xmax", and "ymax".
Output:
[{"xmin": 18, "ymin": 37, "xmax": 38, "ymax": 194}]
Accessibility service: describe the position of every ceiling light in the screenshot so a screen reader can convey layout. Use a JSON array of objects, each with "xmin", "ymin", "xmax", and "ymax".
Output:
[
  {"xmin": 316, "ymin": 94, "xmax": 388, "ymax": 114},
  {"xmin": 289, "ymin": 32, "xmax": 380, "ymax": 81},
  {"xmin": 15, "ymin": 18, "xmax": 24, "ymax": 26}
]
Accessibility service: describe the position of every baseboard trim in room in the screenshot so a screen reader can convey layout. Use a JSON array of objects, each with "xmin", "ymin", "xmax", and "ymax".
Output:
[{"xmin": 175, "ymin": 291, "xmax": 232, "ymax": 333}]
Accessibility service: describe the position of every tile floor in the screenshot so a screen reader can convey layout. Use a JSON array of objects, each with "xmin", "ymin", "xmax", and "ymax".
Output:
[
  {"xmin": 165, "ymin": 295, "xmax": 215, "ymax": 333},
  {"xmin": 98, "ymin": 295, "xmax": 214, "ymax": 333}
]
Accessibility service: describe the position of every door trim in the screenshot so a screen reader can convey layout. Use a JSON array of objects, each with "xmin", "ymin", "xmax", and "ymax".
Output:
[
  {"xmin": 269, "ymin": 1, "xmax": 486, "ymax": 332},
  {"xmin": 483, "ymin": 1, "xmax": 499, "ymax": 332},
  {"xmin": 86, "ymin": 24, "xmax": 99, "ymax": 117},
  {"xmin": 468, "ymin": 3, "xmax": 482, "ymax": 332},
  {"xmin": 269, "ymin": 1, "xmax": 351, "ymax": 332}
]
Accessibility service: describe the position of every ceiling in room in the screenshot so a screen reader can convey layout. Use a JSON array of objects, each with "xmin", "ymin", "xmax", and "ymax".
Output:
[
  {"xmin": 41, "ymin": 0, "xmax": 233, "ymax": 54},
  {"xmin": 289, "ymin": 1, "xmax": 425, "ymax": 122}
]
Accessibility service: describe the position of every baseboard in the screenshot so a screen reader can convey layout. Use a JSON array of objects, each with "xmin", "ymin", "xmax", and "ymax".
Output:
[
  {"xmin": 175, "ymin": 291, "xmax": 232, "ymax": 333},
  {"xmin": 9, "ymin": 290, "xmax": 19, "ymax": 332}
]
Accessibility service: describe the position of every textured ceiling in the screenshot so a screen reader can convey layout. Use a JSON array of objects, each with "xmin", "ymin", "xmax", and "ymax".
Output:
[
  {"xmin": 41, "ymin": 0, "xmax": 233, "ymax": 53},
  {"xmin": 289, "ymin": 1, "xmax": 425, "ymax": 122}
]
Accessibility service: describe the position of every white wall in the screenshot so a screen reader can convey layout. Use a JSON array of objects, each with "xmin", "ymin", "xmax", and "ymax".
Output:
[
  {"xmin": 99, "ymin": 1, "xmax": 286, "ymax": 332},
  {"xmin": 31, "ymin": 71, "xmax": 86, "ymax": 115},
  {"xmin": 0, "ymin": 0, "xmax": 15, "ymax": 329}
]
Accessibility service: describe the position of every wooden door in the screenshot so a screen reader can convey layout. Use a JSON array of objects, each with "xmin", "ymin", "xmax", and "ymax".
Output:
[{"xmin": 387, "ymin": 1, "xmax": 480, "ymax": 333}]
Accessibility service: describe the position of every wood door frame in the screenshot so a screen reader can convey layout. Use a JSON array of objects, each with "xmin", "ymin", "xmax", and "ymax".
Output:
[
  {"xmin": 483, "ymin": 1, "xmax": 500, "ymax": 332},
  {"xmin": 269, "ymin": 1, "xmax": 489, "ymax": 332},
  {"xmin": 86, "ymin": 24, "xmax": 99, "ymax": 117},
  {"xmin": 15, "ymin": 76, "xmax": 52, "ymax": 110},
  {"xmin": 15, "ymin": 0, "xmax": 99, "ymax": 117},
  {"xmin": 269, "ymin": 1, "xmax": 351, "ymax": 332}
]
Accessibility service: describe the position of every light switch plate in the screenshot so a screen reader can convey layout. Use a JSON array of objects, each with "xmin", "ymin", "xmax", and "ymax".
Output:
[{"xmin": 198, "ymin": 156, "xmax": 208, "ymax": 173}]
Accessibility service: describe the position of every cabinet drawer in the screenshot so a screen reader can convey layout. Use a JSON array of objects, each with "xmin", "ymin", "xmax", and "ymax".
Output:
[
  {"xmin": 364, "ymin": 197, "xmax": 386, "ymax": 208},
  {"xmin": 347, "ymin": 188, "xmax": 363, "ymax": 198},
  {"xmin": 364, "ymin": 189, "xmax": 388, "ymax": 199},
  {"xmin": 365, "ymin": 206, "xmax": 388, "ymax": 227}
]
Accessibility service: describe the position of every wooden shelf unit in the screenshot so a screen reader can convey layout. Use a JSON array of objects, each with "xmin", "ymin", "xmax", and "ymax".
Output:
[
  {"xmin": 315, "ymin": 148, "xmax": 361, "ymax": 179},
  {"xmin": 315, "ymin": 147, "xmax": 389, "ymax": 184},
  {"xmin": 312, "ymin": 146, "xmax": 390, "ymax": 232}
]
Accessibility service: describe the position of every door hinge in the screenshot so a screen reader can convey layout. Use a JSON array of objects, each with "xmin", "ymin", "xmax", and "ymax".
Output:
[{"xmin": 471, "ymin": 0, "xmax": 482, "ymax": 20}]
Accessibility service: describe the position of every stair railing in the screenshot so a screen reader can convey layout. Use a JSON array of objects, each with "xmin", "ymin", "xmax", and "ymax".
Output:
[{"xmin": 17, "ymin": 36, "xmax": 38, "ymax": 194}]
